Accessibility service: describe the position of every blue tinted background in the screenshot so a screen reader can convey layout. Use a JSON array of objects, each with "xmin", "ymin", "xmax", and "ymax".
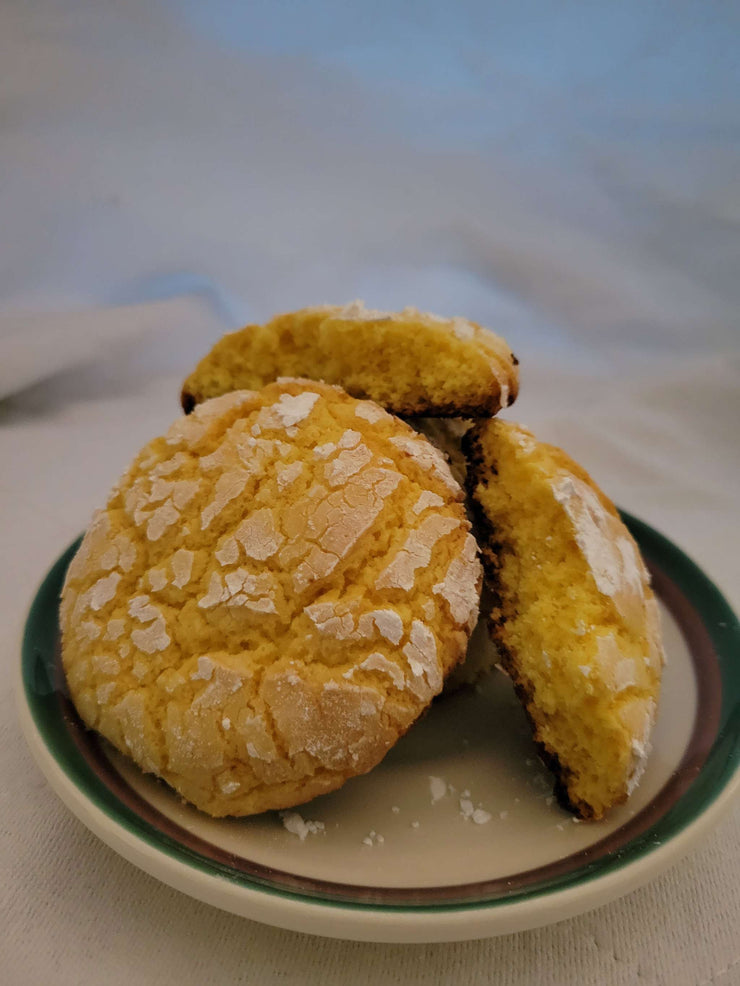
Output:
[{"xmin": 1, "ymin": 0, "xmax": 738, "ymax": 360}]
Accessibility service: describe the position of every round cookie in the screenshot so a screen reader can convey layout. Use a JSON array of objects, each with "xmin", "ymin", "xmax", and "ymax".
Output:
[
  {"xmin": 463, "ymin": 419, "xmax": 664, "ymax": 819},
  {"xmin": 60, "ymin": 380, "xmax": 482, "ymax": 817},
  {"xmin": 180, "ymin": 300, "xmax": 519, "ymax": 418}
]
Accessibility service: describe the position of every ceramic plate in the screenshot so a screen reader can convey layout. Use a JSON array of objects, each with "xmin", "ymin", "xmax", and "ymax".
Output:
[{"xmin": 16, "ymin": 514, "xmax": 740, "ymax": 942}]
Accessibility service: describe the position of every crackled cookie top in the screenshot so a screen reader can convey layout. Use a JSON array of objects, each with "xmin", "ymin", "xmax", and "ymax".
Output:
[
  {"xmin": 180, "ymin": 300, "xmax": 519, "ymax": 418},
  {"xmin": 464, "ymin": 418, "xmax": 664, "ymax": 820},
  {"xmin": 60, "ymin": 380, "xmax": 481, "ymax": 817}
]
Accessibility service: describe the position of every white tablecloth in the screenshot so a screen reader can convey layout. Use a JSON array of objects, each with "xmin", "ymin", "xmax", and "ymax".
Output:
[{"xmin": 2, "ymin": 3, "xmax": 739, "ymax": 983}]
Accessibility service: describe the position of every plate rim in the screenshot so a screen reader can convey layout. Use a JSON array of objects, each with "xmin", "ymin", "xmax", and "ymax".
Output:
[{"xmin": 15, "ymin": 514, "xmax": 740, "ymax": 942}]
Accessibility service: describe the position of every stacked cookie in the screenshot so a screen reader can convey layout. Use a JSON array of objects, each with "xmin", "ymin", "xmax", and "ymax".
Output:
[{"xmin": 61, "ymin": 301, "xmax": 664, "ymax": 820}]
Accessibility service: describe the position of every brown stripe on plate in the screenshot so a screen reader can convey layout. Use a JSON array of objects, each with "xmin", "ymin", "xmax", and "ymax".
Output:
[{"xmin": 54, "ymin": 555, "xmax": 724, "ymax": 907}]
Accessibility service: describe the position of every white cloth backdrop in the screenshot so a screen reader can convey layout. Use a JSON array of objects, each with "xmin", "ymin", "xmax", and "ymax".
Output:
[{"xmin": 1, "ymin": 2, "xmax": 739, "ymax": 984}]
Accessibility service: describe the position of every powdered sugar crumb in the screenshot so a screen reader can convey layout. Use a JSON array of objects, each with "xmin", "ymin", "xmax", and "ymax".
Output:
[
  {"xmin": 429, "ymin": 775, "xmax": 447, "ymax": 804},
  {"xmin": 459, "ymin": 797, "xmax": 474, "ymax": 819},
  {"xmin": 459, "ymin": 792, "xmax": 492, "ymax": 824},
  {"xmin": 280, "ymin": 811, "xmax": 326, "ymax": 841}
]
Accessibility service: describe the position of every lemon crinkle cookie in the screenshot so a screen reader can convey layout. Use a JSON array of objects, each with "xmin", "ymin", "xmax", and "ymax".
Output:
[
  {"xmin": 464, "ymin": 419, "xmax": 664, "ymax": 820},
  {"xmin": 181, "ymin": 301, "xmax": 519, "ymax": 418},
  {"xmin": 60, "ymin": 380, "xmax": 482, "ymax": 817}
]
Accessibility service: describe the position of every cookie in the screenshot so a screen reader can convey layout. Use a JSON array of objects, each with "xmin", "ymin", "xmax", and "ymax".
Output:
[
  {"xmin": 464, "ymin": 419, "xmax": 664, "ymax": 819},
  {"xmin": 60, "ymin": 380, "xmax": 482, "ymax": 817},
  {"xmin": 181, "ymin": 301, "xmax": 519, "ymax": 418}
]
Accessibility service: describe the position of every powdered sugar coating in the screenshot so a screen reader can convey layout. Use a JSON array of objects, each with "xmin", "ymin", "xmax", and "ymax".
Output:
[
  {"xmin": 449, "ymin": 316, "xmax": 476, "ymax": 341},
  {"xmin": 233, "ymin": 509, "xmax": 284, "ymax": 561},
  {"xmin": 376, "ymin": 514, "xmax": 461, "ymax": 591},
  {"xmin": 593, "ymin": 634, "xmax": 639, "ymax": 692},
  {"xmin": 413, "ymin": 490, "xmax": 445, "ymax": 515},
  {"xmin": 338, "ymin": 429, "xmax": 362, "ymax": 449},
  {"xmin": 88, "ymin": 572, "xmax": 122, "ymax": 611},
  {"xmin": 621, "ymin": 698, "xmax": 657, "ymax": 795},
  {"xmin": 276, "ymin": 460, "xmax": 304, "ymax": 490},
  {"xmin": 259, "ymin": 391, "xmax": 320, "ymax": 429},
  {"xmin": 344, "ymin": 652, "xmax": 406, "ymax": 688},
  {"xmin": 171, "ymin": 548, "xmax": 194, "ymax": 588},
  {"xmin": 432, "ymin": 533, "xmax": 481, "ymax": 630},
  {"xmin": 552, "ymin": 474, "xmax": 648, "ymax": 632},
  {"xmin": 200, "ymin": 470, "xmax": 250, "ymax": 530},
  {"xmin": 304, "ymin": 602, "xmax": 404, "ymax": 645},
  {"xmin": 354, "ymin": 401, "xmax": 388, "ymax": 424},
  {"xmin": 403, "ymin": 620, "xmax": 442, "ymax": 701},
  {"xmin": 389, "ymin": 435, "xmax": 462, "ymax": 496},
  {"xmin": 324, "ymin": 444, "xmax": 374, "ymax": 486}
]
